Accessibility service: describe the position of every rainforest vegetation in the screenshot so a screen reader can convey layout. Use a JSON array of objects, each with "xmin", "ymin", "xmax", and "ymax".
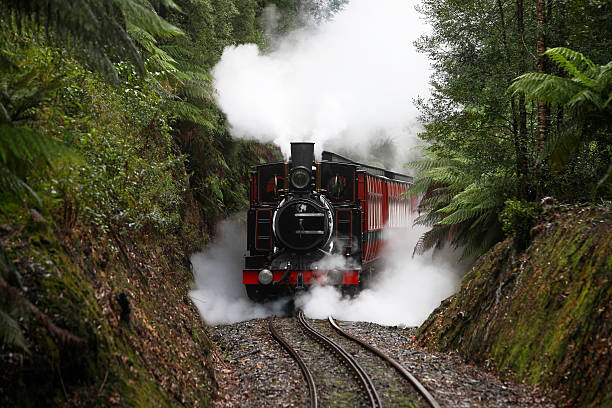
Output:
[
  {"xmin": 0, "ymin": 0, "xmax": 610, "ymax": 406},
  {"xmin": 407, "ymin": 0, "xmax": 611, "ymax": 258}
]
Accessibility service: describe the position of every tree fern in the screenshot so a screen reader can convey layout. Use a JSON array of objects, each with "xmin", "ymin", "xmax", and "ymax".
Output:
[
  {"xmin": 406, "ymin": 149, "xmax": 510, "ymax": 259},
  {"xmin": 0, "ymin": 0, "xmax": 182, "ymax": 81},
  {"xmin": 509, "ymin": 47, "xmax": 611, "ymax": 190}
]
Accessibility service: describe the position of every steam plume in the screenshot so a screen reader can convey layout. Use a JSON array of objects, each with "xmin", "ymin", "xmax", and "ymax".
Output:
[
  {"xmin": 190, "ymin": 1, "xmax": 464, "ymax": 327},
  {"xmin": 212, "ymin": 0, "xmax": 431, "ymax": 158},
  {"xmin": 295, "ymin": 226, "xmax": 465, "ymax": 326},
  {"xmin": 190, "ymin": 218, "xmax": 287, "ymax": 325}
]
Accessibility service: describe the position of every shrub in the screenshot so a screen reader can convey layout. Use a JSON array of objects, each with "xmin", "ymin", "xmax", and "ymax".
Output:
[{"xmin": 499, "ymin": 200, "xmax": 541, "ymax": 251}]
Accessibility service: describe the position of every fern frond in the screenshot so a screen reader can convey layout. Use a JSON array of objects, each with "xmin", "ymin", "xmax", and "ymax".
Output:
[
  {"xmin": 0, "ymin": 124, "xmax": 70, "ymax": 204},
  {"xmin": 413, "ymin": 210, "xmax": 444, "ymax": 227},
  {"xmin": 544, "ymin": 47, "xmax": 597, "ymax": 85},
  {"xmin": 0, "ymin": 309, "xmax": 29, "ymax": 352},
  {"xmin": 567, "ymin": 88, "xmax": 606, "ymax": 110},
  {"xmin": 129, "ymin": 25, "xmax": 178, "ymax": 73},
  {"xmin": 117, "ymin": 0, "xmax": 182, "ymax": 39},
  {"xmin": 0, "ymin": 0, "xmax": 182, "ymax": 81},
  {"xmin": 425, "ymin": 166, "xmax": 467, "ymax": 188},
  {"xmin": 509, "ymin": 73, "xmax": 581, "ymax": 105},
  {"xmin": 438, "ymin": 207, "xmax": 487, "ymax": 225},
  {"xmin": 405, "ymin": 176, "xmax": 433, "ymax": 196},
  {"xmin": 549, "ymin": 127, "xmax": 584, "ymax": 167},
  {"xmin": 413, "ymin": 224, "xmax": 451, "ymax": 256},
  {"xmin": 0, "ymin": 166, "xmax": 39, "ymax": 204},
  {"xmin": 166, "ymin": 100, "xmax": 215, "ymax": 130},
  {"xmin": 404, "ymin": 157, "xmax": 458, "ymax": 171}
]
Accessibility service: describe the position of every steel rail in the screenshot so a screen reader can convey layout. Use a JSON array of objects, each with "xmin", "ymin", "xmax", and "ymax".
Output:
[
  {"xmin": 328, "ymin": 316, "xmax": 441, "ymax": 408},
  {"xmin": 268, "ymin": 317, "xmax": 318, "ymax": 408},
  {"xmin": 297, "ymin": 311, "xmax": 382, "ymax": 408}
]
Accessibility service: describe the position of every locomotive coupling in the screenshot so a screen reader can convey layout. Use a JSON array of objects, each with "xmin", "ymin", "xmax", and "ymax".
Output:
[{"xmin": 258, "ymin": 268, "xmax": 274, "ymax": 285}]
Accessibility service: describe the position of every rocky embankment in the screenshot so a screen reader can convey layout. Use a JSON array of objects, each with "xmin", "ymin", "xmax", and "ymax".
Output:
[{"xmin": 417, "ymin": 206, "xmax": 611, "ymax": 407}]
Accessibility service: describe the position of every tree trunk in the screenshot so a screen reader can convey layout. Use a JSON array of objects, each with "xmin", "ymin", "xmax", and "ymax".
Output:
[
  {"xmin": 536, "ymin": 0, "xmax": 547, "ymax": 153},
  {"xmin": 516, "ymin": 0, "xmax": 529, "ymax": 199},
  {"xmin": 498, "ymin": 0, "xmax": 525, "ymax": 199}
]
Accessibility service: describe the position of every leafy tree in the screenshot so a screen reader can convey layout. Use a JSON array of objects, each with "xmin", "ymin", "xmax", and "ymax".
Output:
[
  {"xmin": 509, "ymin": 47, "xmax": 612, "ymax": 192},
  {"xmin": 413, "ymin": 0, "xmax": 612, "ymax": 257}
]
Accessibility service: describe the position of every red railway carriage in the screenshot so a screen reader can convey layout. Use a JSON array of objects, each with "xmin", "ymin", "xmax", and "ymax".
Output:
[{"xmin": 244, "ymin": 143, "xmax": 414, "ymax": 301}]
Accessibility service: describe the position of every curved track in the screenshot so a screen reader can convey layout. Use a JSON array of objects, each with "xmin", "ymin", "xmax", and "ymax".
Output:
[
  {"xmin": 328, "ymin": 316, "xmax": 441, "ymax": 408},
  {"xmin": 297, "ymin": 311, "xmax": 382, "ymax": 408},
  {"xmin": 268, "ymin": 317, "xmax": 318, "ymax": 408},
  {"xmin": 270, "ymin": 312, "xmax": 442, "ymax": 408}
]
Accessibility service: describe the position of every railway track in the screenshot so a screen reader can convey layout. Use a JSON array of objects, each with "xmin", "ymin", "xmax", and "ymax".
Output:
[
  {"xmin": 328, "ymin": 317, "xmax": 441, "ymax": 408},
  {"xmin": 269, "ymin": 312, "xmax": 441, "ymax": 408},
  {"xmin": 268, "ymin": 317, "xmax": 318, "ymax": 408}
]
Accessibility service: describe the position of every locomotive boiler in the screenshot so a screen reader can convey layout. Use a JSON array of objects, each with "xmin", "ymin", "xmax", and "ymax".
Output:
[{"xmin": 243, "ymin": 142, "xmax": 416, "ymax": 301}]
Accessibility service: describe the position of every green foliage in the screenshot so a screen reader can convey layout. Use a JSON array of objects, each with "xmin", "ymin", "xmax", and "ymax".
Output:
[
  {"xmin": 413, "ymin": 0, "xmax": 611, "ymax": 261},
  {"xmin": 406, "ymin": 150, "xmax": 510, "ymax": 259},
  {"xmin": 0, "ymin": 30, "xmax": 72, "ymax": 206},
  {"xmin": 0, "ymin": 242, "xmax": 29, "ymax": 354},
  {"xmin": 510, "ymin": 48, "xmax": 611, "ymax": 111},
  {"xmin": 499, "ymin": 199, "xmax": 540, "ymax": 251},
  {"xmin": 0, "ymin": 0, "xmax": 182, "ymax": 82},
  {"xmin": 52, "ymin": 62, "xmax": 186, "ymax": 235},
  {"xmin": 0, "ymin": 309, "xmax": 28, "ymax": 353},
  {"xmin": 0, "ymin": 29, "xmax": 187, "ymax": 235},
  {"xmin": 509, "ymin": 47, "xmax": 612, "ymax": 193}
]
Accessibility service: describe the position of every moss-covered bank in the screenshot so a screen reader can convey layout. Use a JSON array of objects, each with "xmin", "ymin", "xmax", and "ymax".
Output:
[
  {"xmin": 0, "ymin": 206, "xmax": 217, "ymax": 407},
  {"xmin": 0, "ymin": 140, "xmax": 281, "ymax": 407},
  {"xmin": 417, "ymin": 206, "xmax": 611, "ymax": 407}
]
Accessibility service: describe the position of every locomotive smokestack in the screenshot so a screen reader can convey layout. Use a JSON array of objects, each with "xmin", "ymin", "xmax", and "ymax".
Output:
[{"xmin": 290, "ymin": 142, "xmax": 315, "ymax": 170}]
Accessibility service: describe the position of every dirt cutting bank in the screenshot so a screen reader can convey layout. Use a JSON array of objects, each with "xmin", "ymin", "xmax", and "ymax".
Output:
[{"xmin": 417, "ymin": 205, "xmax": 611, "ymax": 407}]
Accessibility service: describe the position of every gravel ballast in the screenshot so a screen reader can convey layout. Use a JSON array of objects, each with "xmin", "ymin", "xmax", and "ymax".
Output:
[{"xmin": 210, "ymin": 318, "xmax": 556, "ymax": 407}]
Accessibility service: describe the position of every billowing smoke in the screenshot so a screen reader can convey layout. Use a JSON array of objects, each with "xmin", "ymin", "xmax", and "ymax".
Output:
[
  {"xmin": 295, "ymin": 226, "xmax": 466, "ymax": 326},
  {"xmin": 212, "ymin": 0, "xmax": 431, "ymax": 160},
  {"xmin": 190, "ymin": 217, "xmax": 288, "ymax": 325}
]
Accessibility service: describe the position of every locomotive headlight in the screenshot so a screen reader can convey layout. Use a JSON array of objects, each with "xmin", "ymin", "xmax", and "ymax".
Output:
[
  {"xmin": 258, "ymin": 269, "xmax": 273, "ymax": 285},
  {"xmin": 290, "ymin": 167, "xmax": 311, "ymax": 189}
]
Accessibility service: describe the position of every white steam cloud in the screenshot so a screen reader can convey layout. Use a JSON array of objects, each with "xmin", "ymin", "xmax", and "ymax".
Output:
[
  {"xmin": 190, "ymin": 218, "xmax": 464, "ymax": 327},
  {"xmin": 296, "ymin": 226, "xmax": 464, "ymax": 326},
  {"xmin": 190, "ymin": 218, "xmax": 287, "ymax": 325},
  {"xmin": 212, "ymin": 0, "xmax": 431, "ymax": 158}
]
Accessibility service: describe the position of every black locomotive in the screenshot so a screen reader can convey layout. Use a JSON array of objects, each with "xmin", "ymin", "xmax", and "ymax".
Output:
[{"xmin": 243, "ymin": 142, "xmax": 414, "ymax": 301}]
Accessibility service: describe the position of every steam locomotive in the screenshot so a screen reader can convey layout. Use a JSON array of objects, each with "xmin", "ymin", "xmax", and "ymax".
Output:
[{"xmin": 243, "ymin": 142, "xmax": 416, "ymax": 301}]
